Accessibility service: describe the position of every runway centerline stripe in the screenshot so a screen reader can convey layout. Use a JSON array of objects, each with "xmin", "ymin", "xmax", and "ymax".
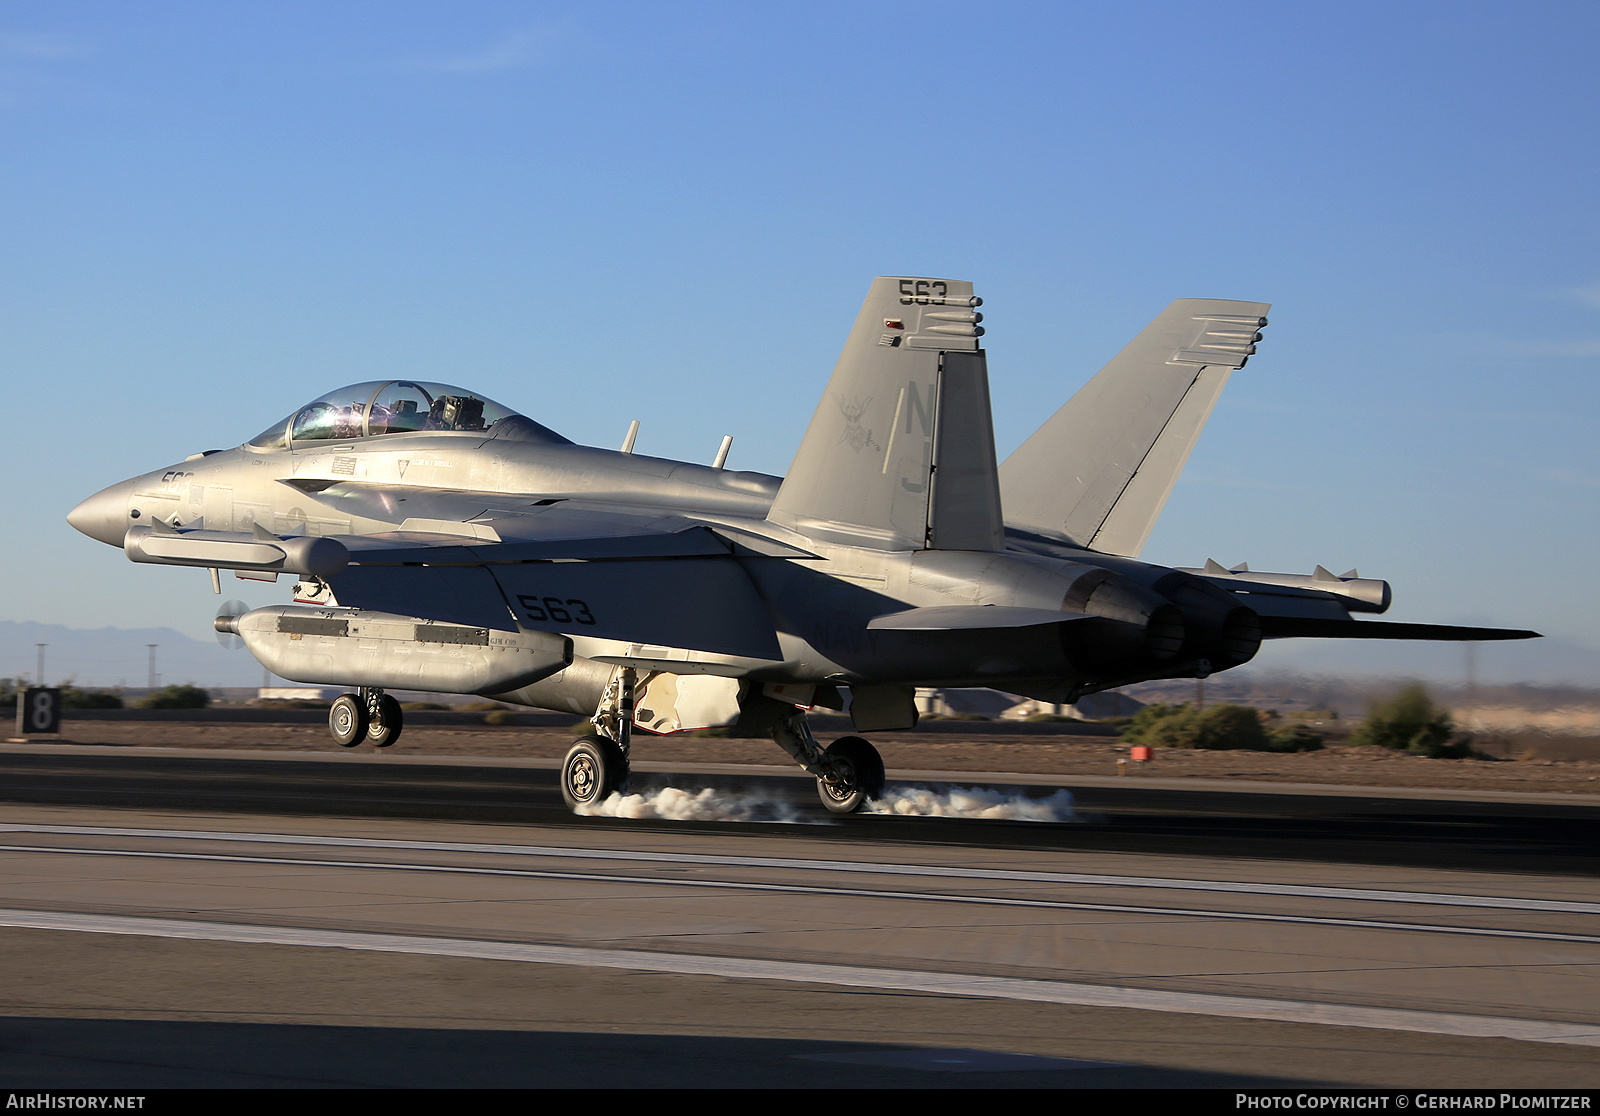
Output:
[
  {"xmin": 1, "ymin": 908, "xmax": 1596, "ymax": 1048},
  {"xmin": 3, "ymin": 843, "xmax": 1597, "ymax": 945},
  {"xmin": 1, "ymin": 823, "xmax": 1592, "ymax": 915}
]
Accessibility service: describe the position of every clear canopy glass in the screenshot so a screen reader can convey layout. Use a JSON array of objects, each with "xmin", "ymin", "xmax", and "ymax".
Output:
[{"xmin": 248, "ymin": 380, "xmax": 569, "ymax": 448}]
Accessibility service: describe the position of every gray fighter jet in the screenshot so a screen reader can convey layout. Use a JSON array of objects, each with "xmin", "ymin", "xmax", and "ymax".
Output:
[{"xmin": 68, "ymin": 277, "xmax": 1537, "ymax": 813}]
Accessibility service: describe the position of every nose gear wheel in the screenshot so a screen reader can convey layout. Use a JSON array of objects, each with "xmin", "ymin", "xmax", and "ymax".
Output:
[
  {"xmin": 366, "ymin": 693, "xmax": 404, "ymax": 748},
  {"xmin": 329, "ymin": 694, "xmax": 367, "ymax": 747}
]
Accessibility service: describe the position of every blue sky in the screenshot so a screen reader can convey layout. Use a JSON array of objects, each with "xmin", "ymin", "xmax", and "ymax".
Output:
[{"xmin": 4, "ymin": 2, "xmax": 1598, "ymax": 684}]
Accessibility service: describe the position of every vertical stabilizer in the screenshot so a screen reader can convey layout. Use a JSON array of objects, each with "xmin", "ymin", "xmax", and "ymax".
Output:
[
  {"xmin": 769, "ymin": 277, "xmax": 1000, "ymax": 551},
  {"xmin": 928, "ymin": 349, "xmax": 1005, "ymax": 551},
  {"xmin": 998, "ymin": 298, "xmax": 1269, "ymax": 556}
]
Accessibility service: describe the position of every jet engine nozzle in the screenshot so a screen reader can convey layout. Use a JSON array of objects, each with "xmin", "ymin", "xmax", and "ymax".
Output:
[
  {"xmin": 1153, "ymin": 571, "xmax": 1264, "ymax": 672},
  {"xmin": 1059, "ymin": 569, "xmax": 1187, "ymax": 670},
  {"xmin": 1222, "ymin": 605, "xmax": 1263, "ymax": 662}
]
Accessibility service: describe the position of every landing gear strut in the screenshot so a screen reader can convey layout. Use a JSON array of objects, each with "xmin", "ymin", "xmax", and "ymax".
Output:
[
  {"xmin": 771, "ymin": 707, "xmax": 886, "ymax": 814},
  {"xmin": 563, "ymin": 667, "xmax": 635, "ymax": 810},
  {"xmin": 328, "ymin": 687, "xmax": 403, "ymax": 748}
]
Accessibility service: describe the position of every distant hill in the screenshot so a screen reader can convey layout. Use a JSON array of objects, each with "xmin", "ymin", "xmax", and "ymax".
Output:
[{"xmin": 0, "ymin": 620, "xmax": 275, "ymax": 689}]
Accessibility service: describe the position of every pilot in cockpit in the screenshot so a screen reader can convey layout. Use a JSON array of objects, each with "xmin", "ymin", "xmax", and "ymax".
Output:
[
  {"xmin": 250, "ymin": 380, "xmax": 570, "ymax": 450},
  {"xmin": 368, "ymin": 398, "xmax": 419, "ymax": 437},
  {"xmin": 426, "ymin": 394, "xmax": 486, "ymax": 432}
]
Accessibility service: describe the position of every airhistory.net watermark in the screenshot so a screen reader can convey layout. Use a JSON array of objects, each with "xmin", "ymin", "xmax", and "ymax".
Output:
[{"xmin": 6, "ymin": 1098, "xmax": 145, "ymax": 1110}]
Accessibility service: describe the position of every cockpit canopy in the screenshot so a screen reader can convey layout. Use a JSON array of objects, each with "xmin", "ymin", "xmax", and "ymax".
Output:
[{"xmin": 248, "ymin": 381, "xmax": 570, "ymax": 449}]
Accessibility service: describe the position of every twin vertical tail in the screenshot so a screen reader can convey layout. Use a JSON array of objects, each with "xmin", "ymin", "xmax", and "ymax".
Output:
[
  {"xmin": 998, "ymin": 299, "xmax": 1270, "ymax": 556},
  {"xmin": 767, "ymin": 277, "xmax": 1003, "ymax": 552}
]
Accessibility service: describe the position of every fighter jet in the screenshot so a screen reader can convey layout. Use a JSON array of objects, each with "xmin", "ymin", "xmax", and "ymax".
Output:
[{"xmin": 68, "ymin": 277, "xmax": 1538, "ymax": 813}]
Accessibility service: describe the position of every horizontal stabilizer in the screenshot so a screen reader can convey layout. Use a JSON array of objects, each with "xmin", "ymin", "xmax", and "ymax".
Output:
[
  {"xmin": 1000, "ymin": 298, "xmax": 1269, "ymax": 556},
  {"xmin": 1261, "ymin": 617, "xmax": 1540, "ymax": 641},
  {"xmin": 867, "ymin": 605, "xmax": 1094, "ymax": 631}
]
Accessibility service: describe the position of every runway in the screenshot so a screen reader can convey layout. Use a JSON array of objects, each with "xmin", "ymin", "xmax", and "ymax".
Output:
[{"xmin": 0, "ymin": 745, "xmax": 1597, "ymax": 1087}]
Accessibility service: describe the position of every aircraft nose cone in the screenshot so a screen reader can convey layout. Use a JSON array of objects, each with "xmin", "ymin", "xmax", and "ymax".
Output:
[{"xmin": 67, "ymin": 479, "xmax": 137, "ymax": 546}]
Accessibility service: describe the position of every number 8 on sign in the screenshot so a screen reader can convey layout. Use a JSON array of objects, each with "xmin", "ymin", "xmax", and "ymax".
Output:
[{"xmin": 17, "ymin": 688, "xmax": 59, "ymax": 736}]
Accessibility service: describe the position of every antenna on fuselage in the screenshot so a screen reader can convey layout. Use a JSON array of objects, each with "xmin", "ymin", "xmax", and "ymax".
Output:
[
  {"xmin": 712, "ymin": 435, "xmax": 733, "ymax": 470},
  {"xmin": 620, "ymin": 420, "xmax": 640, "ymax": 454}
]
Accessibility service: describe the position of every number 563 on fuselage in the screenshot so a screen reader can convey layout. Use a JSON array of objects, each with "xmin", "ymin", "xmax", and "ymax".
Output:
[{"xmin": 67, "ymin": 277, "xmax": 1537, "ymax": 814}]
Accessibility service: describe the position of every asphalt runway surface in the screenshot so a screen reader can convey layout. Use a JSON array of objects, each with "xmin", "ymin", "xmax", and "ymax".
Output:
[{"xmin": 0, "ymin": 744, "xmax": 1597, "ymax": 1088}]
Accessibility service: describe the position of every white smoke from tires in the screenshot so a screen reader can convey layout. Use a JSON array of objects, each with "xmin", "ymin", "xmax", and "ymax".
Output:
[
  {"xmin": 867, "ymin": 785, "xmax": 1075, "ymax": 822},
  {"xmin": 574, "ymin": 784, "xmax": 816, "ymax": 823},
  {"xmin": 573, "ymin": 780, "xmax": 1075, "ymax": 823}
]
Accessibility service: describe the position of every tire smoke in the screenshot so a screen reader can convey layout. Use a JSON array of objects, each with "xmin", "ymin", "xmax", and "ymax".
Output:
[
  {"xmin": 867, "ymin": 785, "xmax": 1076, "ymax": 822},
  {"xmin": 573, "ymin": 780, "xmax": 1076, "ymax": 823},
  {"xmin": 574, "ymin": 784, "xmax": 816, "ymax": 823}
]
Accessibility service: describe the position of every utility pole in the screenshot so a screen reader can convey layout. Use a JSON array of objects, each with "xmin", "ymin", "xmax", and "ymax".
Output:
[
  {"xmin": 35, "ymin": 645, "xmax": 45, "ymax": 687},
  {"xmin": 1464, "ymin": 642, "xmax": 1479, "ymax": 732},
  {"xmin": 146, "ymin": 645, "xmax": 158, "ymax": 693}
]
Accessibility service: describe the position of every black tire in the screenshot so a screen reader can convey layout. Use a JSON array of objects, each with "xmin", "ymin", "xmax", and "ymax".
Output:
[
  {"xmin": 366, "ymin": 694, "xmax": 404, "ymax": 748},
  {"xmin": 561, "ymin": 735, "xmax": 628, "ymax": 811},
  {"xmin": 816, "ymin": 735, "xmax": 886, "ymax": 814},
  {"xmin": 329, "ymin": 694, "xmax": 368, "ymax": 747}
]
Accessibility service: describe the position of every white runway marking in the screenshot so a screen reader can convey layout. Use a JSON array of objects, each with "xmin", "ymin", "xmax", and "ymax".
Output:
[
  {"xmin": 3, "ymin": 823, "xmax": 1595, "ymax": 915},
  {"xmin": 3, "ymin": 842, "xmax": 1596, "ymax": 944},
  {"xmin": 2, "ymin": 908, "xmax": 1597, "ymax": 1048}
]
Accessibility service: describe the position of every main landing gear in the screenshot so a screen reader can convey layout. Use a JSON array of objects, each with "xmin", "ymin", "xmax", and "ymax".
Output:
[
  {"xmin": 559, "ymin": 670, "xmax": 887, "ymax": 816},
  {"xmin": 561, "ymin": 667, "xmax": 635, "ymax": 810},
  {"xmin": 328, "ymin": 687, "xmax": 404, "ymax": 749},
  {"xmin": 561, "ymin": 734, "xmax": 628, "ymax": 810},
  {"xmin": 772, "ymin": 708, "xmax": 885, "ymax": 814}
]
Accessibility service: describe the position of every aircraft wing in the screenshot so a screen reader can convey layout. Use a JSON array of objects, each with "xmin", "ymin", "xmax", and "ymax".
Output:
[
  {"xmin": 328, "ymin": 498, "xmax": 789, "ymax": 657},
  {"xmin": 135, "ymin": 484, "xmax": 796, "ymax": 660}
]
